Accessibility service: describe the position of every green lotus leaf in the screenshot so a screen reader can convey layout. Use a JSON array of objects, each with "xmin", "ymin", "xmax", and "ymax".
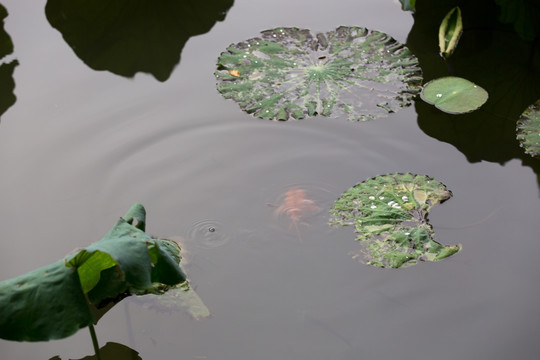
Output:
[
  {"xmin": 329, "ymin": 173, "xmax": 461, "ymax": 269},
  {"xmin": 439, "ymin": 7, "xmax": 463, "ymax": 58},
  {"xmin": 215, "ymin": 26, "xmax": 422, "ymax": 121},
  {"xmin": 0, "ymin": 204, "xmax": 187, "ymax": 342},
  {"xmin": 421, "ymin": 76, "xmax": 488, "ymax": 114},
  {"xmin": 516, "ymin": 99, "xmax": 540, "ymax": 159}
]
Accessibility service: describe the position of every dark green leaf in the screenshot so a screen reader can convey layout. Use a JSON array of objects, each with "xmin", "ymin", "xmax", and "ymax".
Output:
[
  {"xmin": 0, "ymin": 260, "xmax": 94, "ymax": 341},
  {"xmin": 0, "ymin": 204, "xmax": 186, "ymax": 342}
]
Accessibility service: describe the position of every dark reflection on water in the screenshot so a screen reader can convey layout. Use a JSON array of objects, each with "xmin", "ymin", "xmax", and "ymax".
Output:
[
  {"xmin": 407, "ymin": 0, "xmax": 540, "ymax": 185},
  {"xmin": 0, "ymin": 3, "xmax": 17, "ymax": 121},
  {"xmin": 45, "ymin": 0, "xmax": 234, "ymax": 81},
  {"xmin": 49, "ymin": 341, "xmax": 142, "ymax": 360}
]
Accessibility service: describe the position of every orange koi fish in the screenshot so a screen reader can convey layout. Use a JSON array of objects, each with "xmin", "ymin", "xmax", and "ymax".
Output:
[{"xmin": 274, "ymin": 188, "xmax": 319, "ymax": 242}]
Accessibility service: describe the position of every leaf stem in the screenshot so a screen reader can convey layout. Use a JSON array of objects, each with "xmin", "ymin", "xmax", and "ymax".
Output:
[{"xmin": 88, "ymin": 324, "xmax": 102, "ymax": 360}]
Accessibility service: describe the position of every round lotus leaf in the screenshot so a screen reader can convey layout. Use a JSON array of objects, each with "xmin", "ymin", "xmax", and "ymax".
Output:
[
  {"xmin": 421, "ymin": 76, "xmax": 488, "ymax": 114},
  {"xmin": 516, "ymin": 99, "xmax": 540, "ymax": 159},
  {"xmin": 215, "ymin": 26, "xmax": 423, "ymax": 121},
  {"xmin": 329, "ymin": 173, "xmax": 461, "ymax": 268}
]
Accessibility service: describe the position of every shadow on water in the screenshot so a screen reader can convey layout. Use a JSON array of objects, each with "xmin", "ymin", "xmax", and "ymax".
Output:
[
  {"xmin": 45, "ymin": 0, "xmax": 235, "ymax": 82},
  {"xmin": 49, "ymin": 341, "xmax": 142, "ymax": 360},
  {"xmin": 406, "ymin": 0, "xmax": 540, "ymax": 185},
  {"xmin": 0, "ymin": 3, "xmax": 18, "ymax": 122}
]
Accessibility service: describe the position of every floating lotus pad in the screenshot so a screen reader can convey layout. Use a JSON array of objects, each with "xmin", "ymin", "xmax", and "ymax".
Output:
[
  {"xmin": 421, "ymin": 76, "xmax": 488, "ymax": 114},
  {"xmin": 516, "ymin": 99, "xmax": 540, "ymax": 159},
  {"xmin": 215, "ymin": 26, "xmax": 423, "ymax": 121},
  {"xmin": 329, "ymin": 173, "xmax": 460, "ymax": 268}
]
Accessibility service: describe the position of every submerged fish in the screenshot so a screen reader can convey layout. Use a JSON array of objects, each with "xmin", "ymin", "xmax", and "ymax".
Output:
[{"xmin": 273, "ymin": 188, "xmax": 320, "ymax": 242}]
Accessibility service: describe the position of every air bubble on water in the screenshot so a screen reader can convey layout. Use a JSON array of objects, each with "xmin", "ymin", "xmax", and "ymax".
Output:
[
  {"xmin": 273, "ymin": 34, "xmax": 277, "ymax": 37},
  {"xmin": 370, "ymin": 204, "xmax": 377, "ymax": 209},
  {"xmin": 369, "ymin": 196, "xmax": 375, "ymax": 200},
  {"xmin": 388, "ymin": 201, "xmax": 396, "ymax": 206},
  {"xmin": 402, "ymin": 196, "xmax": 408, "ymax": 201},
  {"xmin": 379, "ymin": 196, "xmax": 384, "ymax": 200},
  {"xmin": 405, "ymin": 232, "xmax": 410, "ymax": 236}
]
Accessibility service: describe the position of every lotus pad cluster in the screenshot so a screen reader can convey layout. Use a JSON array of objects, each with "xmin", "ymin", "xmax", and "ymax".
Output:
[
  {"xmin": 215, "ymin": 26, "xmax": 422, "ymax": 121},
  {"xmin": 329, "ymin": 173, "xmax": 460, "ymax": 268},
  {"xmin": 516, "ymin": 99, "xmax": 540, "ymax": 159}
]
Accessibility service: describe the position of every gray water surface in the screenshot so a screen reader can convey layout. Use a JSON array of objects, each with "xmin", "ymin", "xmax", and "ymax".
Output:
[{"xmin": 1, "ymin": 1, "xmax": 540, "ymax": 359}]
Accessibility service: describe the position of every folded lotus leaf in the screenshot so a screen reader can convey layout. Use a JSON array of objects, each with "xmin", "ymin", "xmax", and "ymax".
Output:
[
  {"xmin": 329, "ymin": 173, "xmax": 460, "ymax": 268},
  {"xmin": 0, "ymin": 204, "xmax": 186, "ymax": 342}
]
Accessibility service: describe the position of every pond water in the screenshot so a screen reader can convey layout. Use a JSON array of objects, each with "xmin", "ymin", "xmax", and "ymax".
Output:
[{"xmin": 1, "ymin": 1, "xmax": 540, "ymax": 359}]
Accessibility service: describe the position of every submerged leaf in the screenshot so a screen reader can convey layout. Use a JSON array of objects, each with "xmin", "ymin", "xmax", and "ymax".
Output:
[
  {"xmin": 132, "ymin": 282, "xmax": 211, "ymax": 320},
  {"xmin": 516, "ymin": 99, "xmax": 540, "ymax": 159},
  {"xmin": 439, "ymin": 7, "xmax": 463, "ymax": 58},
  {"xmin": 329, "ymin": 173, "xmax": 460, "ymax": 268},
  {"xmin": 216, "ymin": 26, "xmax": 422, "ymax": 121},
  {"xmin": 421, "ymin": 76, "xmax": 488, "ymax": 114}
]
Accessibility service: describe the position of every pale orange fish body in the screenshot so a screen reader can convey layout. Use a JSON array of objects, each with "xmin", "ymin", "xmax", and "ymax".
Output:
[{"xmin": 274, "ymin": 189, "xmax": 319, "ymax": 242}]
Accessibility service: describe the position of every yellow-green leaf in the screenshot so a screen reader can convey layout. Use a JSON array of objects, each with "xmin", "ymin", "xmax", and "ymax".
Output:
[{"xmin": 439, "ymin": 7, "xmax": 463, "ymax": 58}]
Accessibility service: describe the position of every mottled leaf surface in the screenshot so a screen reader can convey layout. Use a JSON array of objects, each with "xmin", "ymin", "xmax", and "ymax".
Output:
[
  {"xmin": 516, "ymin": 99, "xmax": 540, "ymax": 159},
  {"xmin": 216, "ymin": 26, "xmax": 422, "ymax": 121},
  {"xmin": 329, "ymin": 174, "xmax": 460, "ymax": 268}
]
